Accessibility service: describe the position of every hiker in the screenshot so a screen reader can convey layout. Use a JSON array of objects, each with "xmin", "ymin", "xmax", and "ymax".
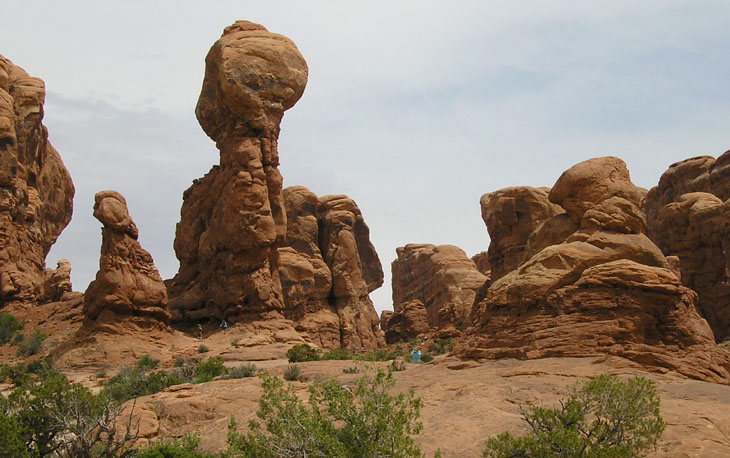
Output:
[
  {"xmin": 220, "ymin": 319, "xmax": 228, "ymax": 331},
  {"xmin": 197, "ymin": 323, "xmax": 203, "ymax": 340},
  {"xmin": 410, "ymin": 348, "xmax": 421, "ymax": 364}
]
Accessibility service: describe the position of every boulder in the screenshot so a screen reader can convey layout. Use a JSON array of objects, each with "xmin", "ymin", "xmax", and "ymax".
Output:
[
  {"xmin": 0, "ymin": 55, "xmax": 74, "ymax": 307},
  {"xmin": 167, "ymin": 21, "xmax": 308, "ymax": 322},
  {"xmin": 385, "ymin": 244, "xmax": 485, "ymax": 343},
  {"xmin": 481, "ymin": 186, "xmax": 562, "ymax": 281},
  {"xmin": 84, "ymin": 191, "xmax": 170, "ymax": 324},
  {"xmin": 460, "ymin": 157, "xmax": 730, "ymax": 383}
]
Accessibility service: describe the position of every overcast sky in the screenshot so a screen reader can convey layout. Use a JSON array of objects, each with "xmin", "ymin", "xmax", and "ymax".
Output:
[{"xmin": 2, "ymin": 1, "xmax": 730, "ymax": 313}]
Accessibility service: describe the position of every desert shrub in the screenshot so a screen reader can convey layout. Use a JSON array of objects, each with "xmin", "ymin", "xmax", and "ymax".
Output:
[
  {"xmin": 0, "ymin": 413, "xmax": 30, "ymax": 458},
  {"xmin": 16, "ymin": 330, "xmax": 46, "ymax": 356},
  {"xmin": 390, "ymin": 360, "xmax": 407, "ymax": 372},
  {"xmin": 482, "ymin": 374, "xmax": 666, "ymax": 458},
  {"xmin": 420, "ymin": 353, "xmax": 434, "ymax": 363},
  {"xmin": 174, "ymin": 357, "xmax": 186, "ymax": 367},
  {"xmin": 137, "ymin": 431, "xmax": 216, "ymax": 458},
  {"xmin": 197, "ymin": 344, "xmax": 209, "ymax": 354},
  {"xmin": 137, "ymin": 354, "xmax": 160, "ymax": 371},
  {"xmin": 342, "ymin": 366, "xmax": 359, "ymax": 374},
  {"xmin": 283, "ymin": 364, "xmax": 300, "ymax": 381},
  {"xmin": 227, "ymin": 363, "xmax": 257, "ymax": 379},
  {"xmin": 321, "ymin": 348, "xmax": 356, "ymax": 360},
  {"xmin": 427, "ymin": 338, "xmax": 453, "ymax": 356},
  {"xmin": 225, "ymin": 369, "xmax": 423, "ymax": 457},
  {"xmin": 13, "ymin": 332, "xmax": 25, "ymax": 345},
  {"xmin": 1, "ymin": 369, "xmax": 139, "ymax": 457},
  {"xmin": 286, "ymin": 343, "xmax": 321, "ymax": 363},
  {"xmin": 0, "ymin": 312, "xmax": 23, "ymax": 345},
  {"xmin": 193, "ymin": 357, "xmax": 227, "ymax": 383}
]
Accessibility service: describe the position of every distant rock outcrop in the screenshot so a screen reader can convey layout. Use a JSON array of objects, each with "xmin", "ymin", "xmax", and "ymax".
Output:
[
  {"xmin": 642, "ymin": 151, "xmax": 730, "ymax": 342},
  {"xmin": 40, "ymin": 258, "xmax": 72, "ymax": 303},
  {"xmin": 481, "ymin": 187, "xmax": 562, "ymax": 282},
  {"xmin": 0, "ymin": 55, "xmax": 74, "ymax": 307},
  {"xmin": 383, "ymin": 244, "xmax": 486, "ymax": 343},
  {"xmin": 84, "ymin": 191, "xmax": 170, "ymax": 324},
  {"xmin": 278, "ymin": 186, "xmax": 385, "ymax": 349},
  {"xmin": 460, "ymin": 157, "xmax": 730, "ymax": 384},
  {"xmin": 167, "ymin": 21, "xmax": 307, "ymax": 322}
]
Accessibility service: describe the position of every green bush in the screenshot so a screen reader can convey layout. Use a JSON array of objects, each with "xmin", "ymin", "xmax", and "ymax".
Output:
[
  {"xmin": 198, "ymin": 344, "xmax": 209, "ymax": 354},
  {"xmin": 321, "ymin": 348, "xmax": 356, "ymax": 360},
  {"xmin": 193, "ymin": 357, "xmax": 227, "ymax": 383},
  {"xmin": 283, "ymin": 364, "xmax": 300, "ymax": 381},
  {"xmin": 227, "ymin": 363, "xmax": 257, "ymax": 379},
  {"xmin": 427, "ymin": 338, "xmax": 453, "ymax": 356},
  {"xmin": 226, "ymin": 369, "xmax": 423, "ymax": 457},
  {"xmin": 420, "ymin": 353, "xmax": 434, "ymax": 363},
  {"xmin": 137, "ymin": 354, "xmax": 160, "ymax": 371},
  {"xmin": 482, "ymin": 374, "xmax": 666, "ymax": 458},
  {"xmin": 0, "ymin": 312, "xmax": 23, "ymax": 345},
  {"xmin": 286, "ymin": 343, "xmax": 321, "ymax": 362},
  {"xmin": 138, "ymin": 431, "xmax": 216, "ymax": 458},
  {"xmin": 16, "ymin": 330, "xmax": 46, "ymax": 356},
  {"xmin": 342, "ymin": 367, "xmax": 359, "ymax": 374}
]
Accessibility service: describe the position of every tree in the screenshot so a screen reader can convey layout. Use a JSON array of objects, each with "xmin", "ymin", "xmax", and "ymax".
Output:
[
  {"xmin": 225, "ymin": 368, "xmax": 424, "ymax": 458},
  {"xmin": 482, "ymin": 375, "xmax": 665, "ymax": 458}
]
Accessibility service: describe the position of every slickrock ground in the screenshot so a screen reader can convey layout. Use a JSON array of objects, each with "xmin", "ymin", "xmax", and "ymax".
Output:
[
  {"xmin": 384, "ymin": 244, "xmax": 485, "ymax": 342},
  {"xmin": 127, "ymin": 356, "xmax": 730, "ymax": 457},
  {"xmin": 0, "ymin": 54, "xmax": 74, "ymax": 308},
  {"xmin": 643, "ymin": 151, "xmax": 730, "ymax": 342}
]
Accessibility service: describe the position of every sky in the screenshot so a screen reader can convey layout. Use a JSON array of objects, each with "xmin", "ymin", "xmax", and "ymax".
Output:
[{"xmin": 2, "ymin": 1, "xmax": 730, "ymax": 314}]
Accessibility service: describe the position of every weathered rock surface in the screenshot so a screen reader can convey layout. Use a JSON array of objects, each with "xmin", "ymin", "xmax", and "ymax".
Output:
[
  {"xmin": 481, "ymin": 187, "xmax": 562, "ymax": 281},
  {"xmin": 167, "ymin": 21, "xmax": 307, "ymax": 323},
  {"xmin": 278, "ymin": 186, "xmax": 385, "ymax": 349},
  {"xmin": 642, "ymin": 151, "xmax": 730, "ymax": 342},
  {"xmin": 0, "ymin": 55, "xmax": 74, "ymax": 307},
  {"xmin": 470, "ymin": 251, "xmax": 491, "ymax": 277},
  {"xmin": 84, "ymin": 191, "xmax": 170, "ymax": 324},
  {"xmin": 462, "ymin": 157, "xmax": 730, "ymax": 383},
  {"xmin": 40, "ymin": 258, "xmax": 72, "ymax": 303},
  {"xmin": 383, "ymin": 244, "xmax": 485, "ymax": 343}
]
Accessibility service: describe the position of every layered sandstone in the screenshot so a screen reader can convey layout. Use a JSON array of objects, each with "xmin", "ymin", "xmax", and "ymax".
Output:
[
  {"xmin": 167, "ymin": 21, "xmax": 307, "ymax": 322},
  {"xmin": 278, "ymin": 186, "xmax": 385, "ymax": 349},
  {"xmin": 642, "ymin": 151, "xmax": 730, "ymax": 342},
  {"xmin": 84, "ymin": 191, "xmax": 170, "ymax": 324},
  {"xmin": 460, "ymin": 157, "xmax": 730, "ymax": 383},
  {"xmin": 0, "ymin": 55, "xmax": 74, "ymax": 307},
  {"xmin": 481, "ymin": 187, "xmax": 562, "ymax": 281},
  {"xmin": 383, "ymin": 244, "xmax": 486, "ymax": 343}
]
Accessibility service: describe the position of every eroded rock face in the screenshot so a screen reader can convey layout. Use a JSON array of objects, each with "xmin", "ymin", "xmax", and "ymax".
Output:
[
  {"xmin": 642, "ymin": 151, "xmax": 730, "ymax": 342},
  {"xmin": 0, "ymin": 55, "xmax": 74, "ymax": 307},
  {"xmin": 461, "ymin": 157, "xmax": 730, "ymax": 383},
  {"xmin": 384, "ymin": 244, "xmax": 486, "ymax": 343},
  {"xmin": 277, "ymin": 186, "xmax": 385, "ymax": 349},
  {"xmin": 168, "ymin": 21, "xmax": 307, "ymax": 322},
  {"xmin": 41, "ymin": 259, "xmax": 72, "ymax": 303},
  {"xmin": 481, "ymin": 187, "xmax": 562, "ymax": 281},
  {"xmin": 84, "ymin": 191, "xmax": 169, "ymax": 324}
]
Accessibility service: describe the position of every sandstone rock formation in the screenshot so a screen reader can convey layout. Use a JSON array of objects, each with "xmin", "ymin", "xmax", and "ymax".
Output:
[
  {"xmin": 277, "ymin": 186, "xmax": 385, "ymax": 349},
  {"xmin": 460, "ymin": 157, "xmax": 730, "ymax": 383},
  {"xmin": 0, "ymin": 55, "xmax": 74, "ymax": 307},
  {"xmin": 642, "ymin": 151, "xmax": 730, "ymax": 342},
  {"xmin": 470, "ymin": 251, "xmax": 491, "ymax": 277},
  {"xmin": 481, "ymin": 187, "xmax": 562, "ymax": 282},
  {"xmin": 84, "ymin": 191, "xmax": 170, "ymax": 324},
  {"xmin": 40, "ymin": 258, "xmax": 72, "ymax": 303},
  {"xmin": 383, "ymin": 244, "xmax": 486, "ymax": 343},
  {"xmin": 167, "ymin": 21, "xmax": 307, "ymax": 322}
]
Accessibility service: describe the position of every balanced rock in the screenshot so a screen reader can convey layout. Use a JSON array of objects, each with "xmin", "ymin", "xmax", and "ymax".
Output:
[
  {"xmin": 642, "ymin": 151, "xmax": 730, "ymax": 342},
  {"xmin": 167, "ymin": 21, "xmax": 307, "ymax": 322},
  {"xmin": 84, "ymin": 191, "xmax": 169, "ymax": 324},
  {"xmin": 384, "ymin": 244, "xmax": 486, "ymax": 343},
  {"xmin": 278, "ymin": 188, "xmax": 384, "ymax": 349},
  {"xmin": 481, "ymin": 187, "xmax": 562, "ymax": 281},
  {"xmin": 0, "ymin": 55, "xmax": 74, "ymax": 307},
  {"xmin": 461, "ymin": 157, "xmax": 730, "ymax": 383}
]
